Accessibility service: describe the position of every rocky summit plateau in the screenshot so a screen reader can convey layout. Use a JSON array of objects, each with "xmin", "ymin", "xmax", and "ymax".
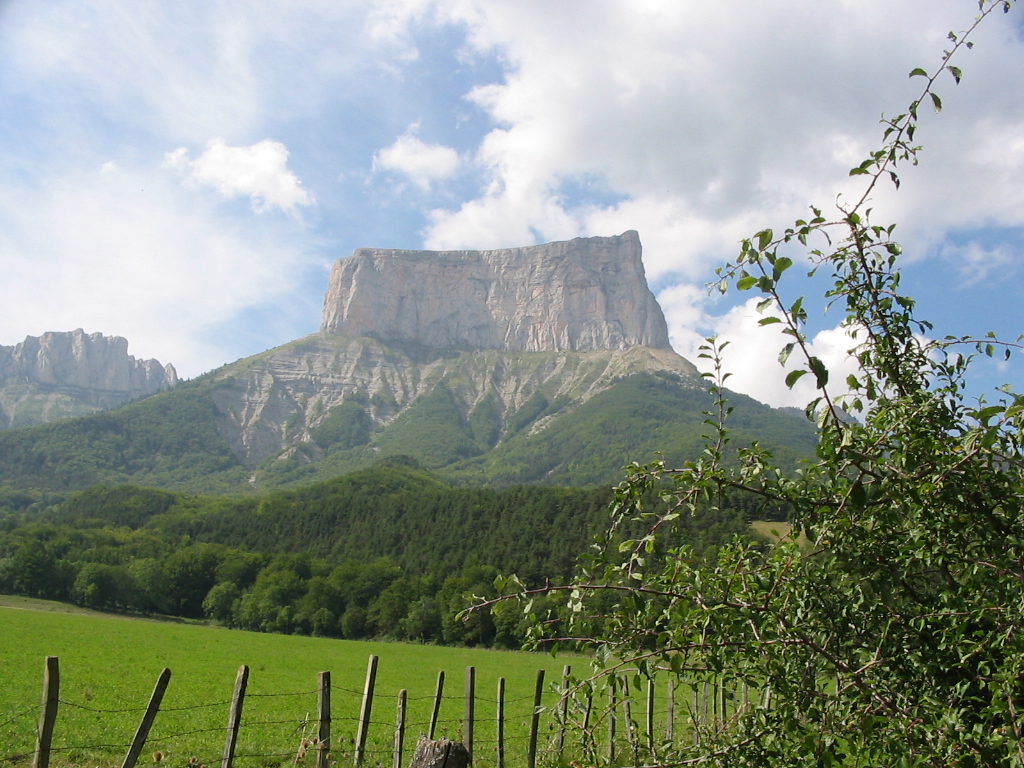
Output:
[
  {"xmin": 321, "ymin": 230, "xmax": 671, "ymax": 352},
  {"xmin": 0, "ymin": 232, "xmax": 817, "ymax": 493},
  {"xmin": 0, "ymin": 329, "xmax": 178, "ymax": 430}
]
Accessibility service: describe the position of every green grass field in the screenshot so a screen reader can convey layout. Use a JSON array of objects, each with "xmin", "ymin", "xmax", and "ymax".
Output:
[{"xmin": 0, "ymin": 603, "xmax": 579, "ymax": 768}]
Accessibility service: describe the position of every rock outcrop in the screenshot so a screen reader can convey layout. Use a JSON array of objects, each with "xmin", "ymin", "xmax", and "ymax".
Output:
[
  {"xmin": 212, "ymin": 336, "xmax": 697, "ymax": 467},
  {"xmin": 0, "ymin": 329, "xmax": 178, "ymax": 429},
  {"xmin": 321, "ymin": 231, "xmax": 671, "ymax": 352}
]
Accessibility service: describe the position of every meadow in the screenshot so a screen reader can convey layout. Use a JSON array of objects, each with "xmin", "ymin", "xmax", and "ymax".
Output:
[{"xmin": 0, "ymin": 602, "xmax": 579, "ymax": 768}]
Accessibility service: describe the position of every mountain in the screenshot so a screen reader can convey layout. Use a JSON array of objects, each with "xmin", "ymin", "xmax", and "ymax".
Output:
[
  {"xmin": 0, "ymin": 232, "xmax": 817, "ymax": 493},
  {"xmin": 0, "ymin": 329, "xmax": 177, "ymax": 430},
  {"xmin": 322, "ymin": 230, "xmax": 670, "ymax": 351}
]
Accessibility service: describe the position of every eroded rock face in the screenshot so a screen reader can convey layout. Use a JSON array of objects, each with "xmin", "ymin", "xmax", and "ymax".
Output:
[
  {"xmin": 321, "ymin": 231, "xmax": 671, "ymax": 352},
  {"xmin": 0, "ymin": 329, "xmax": 178, "ymax": 429},
  {"xmin": 211, "ymin": 336, "xmax": 697, "ymax": 467}
]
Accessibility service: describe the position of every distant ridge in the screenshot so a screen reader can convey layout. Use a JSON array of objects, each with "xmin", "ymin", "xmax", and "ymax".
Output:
[
  {"xmin": 0, "ymin": 329, "xmax": 177, "ymax": 430},
  {"xmin": 0, "ymin": 234, "xmax": 818, "ymax": 493}
]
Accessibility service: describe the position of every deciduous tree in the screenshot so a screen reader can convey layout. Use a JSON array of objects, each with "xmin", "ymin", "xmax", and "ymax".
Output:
[{"xmin": 497, "ymin": 3, "xmax": 1024, "ymax": 765}]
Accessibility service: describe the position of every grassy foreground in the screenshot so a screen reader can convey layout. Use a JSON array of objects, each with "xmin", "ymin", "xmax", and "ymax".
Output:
[{"xmin": 0, "ymin": 604, "xmax": 574, "ymax": 768}]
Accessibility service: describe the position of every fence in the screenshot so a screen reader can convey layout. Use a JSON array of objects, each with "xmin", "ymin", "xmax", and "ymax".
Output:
[{"xmin": 2, "ymin": 656, "xmax": 762, "ymax": 768}]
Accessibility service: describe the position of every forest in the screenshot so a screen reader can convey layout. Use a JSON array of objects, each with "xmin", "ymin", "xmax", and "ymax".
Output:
[{"xmin": 0, "ymin": 456, "xmax": 770, "ymax": 647}]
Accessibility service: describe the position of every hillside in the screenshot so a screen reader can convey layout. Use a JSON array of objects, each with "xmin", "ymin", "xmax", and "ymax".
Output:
[
  {"xmin": 0, "ymin": 349, "xmax": 815, "ymax": 494},
  {"xmin": 0, "ymin": 233, "xmax": 818, "ymax": 494},
  {"xmin": 0, "ymin": 458, "xmax": 767, "ymax": 644}
]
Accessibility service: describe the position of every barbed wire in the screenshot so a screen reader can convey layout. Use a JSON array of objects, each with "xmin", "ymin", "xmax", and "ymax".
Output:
[
  {"xmin": 239, "ymin": 717, "xmax": 308, "ymax": 728},
  {"xmin": 150, "ymin": 724, "xmax": 228, "ymax": 740},
  {"xmin": 1, "ymin": 669, "xmax": 601, "ymax": 767},
  {"xmin": 0, "ymin": 704, "xmax": 36, "ymax": 730},
  {"xmin": 0, "ymin": 751, "xmax": 33, "ymax": 765},
  {"xmin": 57, "ymin": 698, "xmax": 148, "ymax": 714},
  {"xmin": 161, "ymin": 700, "xmax": 234, "ymax": 711}
]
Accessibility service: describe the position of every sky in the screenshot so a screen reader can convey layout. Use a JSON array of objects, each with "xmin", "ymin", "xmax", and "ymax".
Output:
[{"xmin": 0, "ymin": 0, "xmax": 1022, "ymax": 409}]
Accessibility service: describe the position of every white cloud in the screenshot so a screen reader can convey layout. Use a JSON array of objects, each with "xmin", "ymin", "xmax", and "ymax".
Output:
[
  {"xmin": 374, "ymin": 127, "xmax": 461, "ymax": 189},
  {"xmin": 1, "ymin": 0, "xmax": 1021, "ymax": 403},
  {"xmin": 662, "ymin": 290, "xmax": 861, "ymax": 410},
  {"xmin": 0, "ymin": 159, "xmax": 316, "ymax": 377},
  {"xmin": 165, "ymin": 138, "xmax": 314, "ymax": 214},
  {"xmin": 382, "ymin": 0, "xmax": 1024, "ymax": 285},
  {"xmin": 939, "ymin": 240, "xmax": 1016, "ymax": 286}
]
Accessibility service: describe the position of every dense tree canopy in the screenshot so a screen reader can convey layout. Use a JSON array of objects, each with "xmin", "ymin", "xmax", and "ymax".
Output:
[{"xmin": 499, "ymin": 3, "xmax": 1024, "ymax": 765}]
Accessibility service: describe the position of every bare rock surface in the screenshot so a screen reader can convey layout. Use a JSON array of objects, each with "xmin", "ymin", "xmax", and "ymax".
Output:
[
  {"xmin": 0, "ymin": 329, "xmax": 178, "ymax": 429},
  {"xmin": 321, "ymin": 231, "xmax": 671, "ymax": 352},
  {"xmin": 211, "ymin": 336, "xmax": 698, "ymax": 467}
]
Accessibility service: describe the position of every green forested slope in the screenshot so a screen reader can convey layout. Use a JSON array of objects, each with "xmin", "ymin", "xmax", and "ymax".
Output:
[
  {"xmin": 0, "ymin": 369, "xmax": 816, "ymax": 494},
  {"xmin": 0, "ymin": 383, "xmax": 247, "ymax": 493},
  {"xmin": 0, "ymin": 458, "xmax": 764, "ymax": 645},
  {"xmin": 40, "ymin": 459, "xmax": 615, "ymax": 583},
  {"xmin": 446, "ymin": 372, "xmax": 817, "ymax": 485}
]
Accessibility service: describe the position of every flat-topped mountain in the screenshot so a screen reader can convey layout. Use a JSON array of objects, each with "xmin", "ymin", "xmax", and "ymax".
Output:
[
  {"xmin": 0, "ymin": 233, "xmax": 817, "ymax": 493},
  {"xmin": 321, "ymin": 230, "xmax": 670, "ymax": 352},
  {"xmin": 0, "ymin": 329, "xmax": 178, "ymax": 430}
]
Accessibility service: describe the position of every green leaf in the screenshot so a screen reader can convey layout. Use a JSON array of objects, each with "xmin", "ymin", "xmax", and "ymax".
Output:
[
  {"xmin": 758, "ymin": 316, "xmax": 783, "ymax": 326},
  {"xmin": 850, "ymin": 479, "xmax": 867, "ymax": 509},
  {"xmin": 736, "ymin": 276, "xmax": 757, "ymax": 291},
  {"xmin": 757, "ymin": 229, "xmax": 773, "ymax": 251},
  {"xmin": 909, "ymin": 67, "xmax": 928, "ymax": 78},
  {"xmin": 809, "ymin": 356, "xmax": 829, "ymax": 388},
  {"xmin": 946, "ymin": 65, "xmax": 962, "ymax": 84},
  {"xmin": 779, "ymin": 342, "xmax": 796, "ymax": 366},
  {"xmin": 785, "ymin": 369, "xmax": 806, "ymax": 389},
  {"xmin": 772, "ymin": 256, "xmax": 793, "ymax": 281},
  {"xmin": 930, "ymin": 92, "xmax": 942, "ymax": 112}
]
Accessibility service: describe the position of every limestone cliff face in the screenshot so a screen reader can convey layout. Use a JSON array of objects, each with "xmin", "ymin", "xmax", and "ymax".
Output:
[
  {"xmin": 321, "ymin": 231, "xmax": 671, "ymax": 352},
  {"xmin": 211, "ymin": 335, "xmax": 697, "ymax": 467},
  {"xmin": 0, "ymin": 329, "xmax": 178, "ymax": 429}
]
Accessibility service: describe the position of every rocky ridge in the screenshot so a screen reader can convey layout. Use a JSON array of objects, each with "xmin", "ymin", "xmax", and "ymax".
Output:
[
  {"xmin": 211, "ymin": 335, "xmax": 697, "ymax": 467},
  {"xmin": 0, "ymin": 234, "xmax": 819, "ymax": 493},
  {"xmin": 0, "ymin": 329, "xmax": 178, "ymax": 429},
  {"xmin": 321, "ymin": 230, "xmax": 670, "ymax": 352},
  {"xmin": 214, "ymin": 231, "xmax": 692, "ymax": 467}
]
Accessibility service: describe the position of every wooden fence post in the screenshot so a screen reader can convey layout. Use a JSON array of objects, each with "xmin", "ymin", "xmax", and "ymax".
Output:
[
  {"xmin": 623, "ymin": 693, "xmax": 637, "ymax": 764},
  {"xmin": 428, "ymin": 671, "xmax": 445, "ymax": 740},
  {"xmin": 318, "ymin": 671, "xmax": 331, "ymax": 768},
  {"xmin": 33, "ymin": 656, "xmax": 60, "ymax": 768},
  {"xmin": 464, "ymin": 667, "xmax": 475, "ymax": 763},
  {"xmin": 691, "ymin": 683, "xmax": 699, "ymax": 745},
  {"xmin": 646, "ymin": 678, "xmax": 655, "ymax": 751},
  {"xmin": 665, "ymin": 679, "xmax": 675, "ymax": 742},
  {"xmin": 354, "ymin": 655, "xmax": 379, "ymax": 767},
  {"xmin": 526, "ymin": 669, "xmax": 545, "ymax": 768},
  {"xmin": 556, "ymin": 665, "xmax": 570, "ymax": 756},
  {"xmin": 495, "ymin": 678, "xmax": 505, "ymax": 768},
  {"xmin": 607, "ymin": 674, "xmax": 616, "ymax": 764},
  {"xmin": 393, "ymin": 689, "xmax": 407, "ymax": 768},
  {"xmin": 122, "ymin": 667, "xmax": 171, "ymax": 768},
  {"xmin": 221, "ymin": 665, "xmax": 249, "ymax": 768}
]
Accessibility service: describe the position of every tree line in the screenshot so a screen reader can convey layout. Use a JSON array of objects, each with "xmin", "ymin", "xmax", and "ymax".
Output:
[{"xmin": 0, "ymin": 456, "xmax": 767, "ymax": 647}]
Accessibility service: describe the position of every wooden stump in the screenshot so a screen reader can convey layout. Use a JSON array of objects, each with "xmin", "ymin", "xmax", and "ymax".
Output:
[{"xmin": 408, "ymin": 736, "xmax": 470, "ymax": 768}]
